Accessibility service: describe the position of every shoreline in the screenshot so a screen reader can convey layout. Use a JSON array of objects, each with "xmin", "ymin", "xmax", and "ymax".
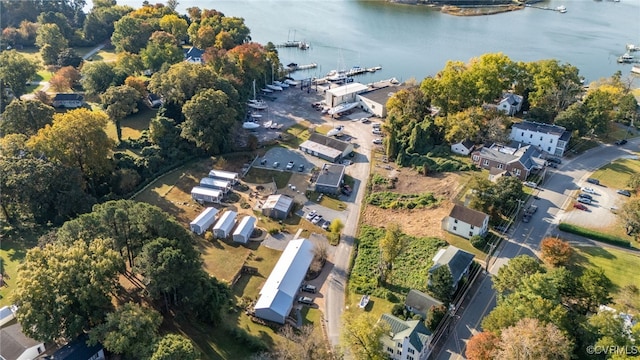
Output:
[{"xmin": 388, "ymin": 1, "xmax": 526, "ymax": 16}]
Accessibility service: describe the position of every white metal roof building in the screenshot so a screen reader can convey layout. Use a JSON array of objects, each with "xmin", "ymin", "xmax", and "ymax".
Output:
[
  {"xmin": 325, "ymin": 83, "xmax": 369, "ymax": 107},
  {"xmin": 191, "ymin": 186, "xmax": 222, "ymax": 203},
  {"xmin": 261, "ymin": 194, "xmax": 294, "ymax": 220},
  {"xmin": 200, "ymin": 177, "xmax": 231, "ymax": 193},
  {"xmin": 254, "ymin": 239, "xmax": 314, "ymax": 324},
  {"xmin": 232, "ymin": 216, "xmax": 256, "ymax": 244},
  {"xmin": 190, "ymin": 207, "xmax": 219, "ymax": 235},
  {"xmin": 212, "ymin": 210, "xmax": 237, "ymax": 239},
  {"xmin": 208, "ymin": 170, "xmax": 239, "ymax": 185}
]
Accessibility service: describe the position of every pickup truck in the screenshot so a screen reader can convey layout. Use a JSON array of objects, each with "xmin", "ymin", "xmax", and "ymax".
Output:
[{"xmin": 524, "ymin": 205, "xmax": 538, "ymax": 215}]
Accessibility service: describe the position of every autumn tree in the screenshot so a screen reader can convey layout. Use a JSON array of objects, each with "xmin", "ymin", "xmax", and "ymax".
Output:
[
  {"xmin": 492, "ymin": 255, "xmax": 544, "ymax": 296},
  {"xmin": 13, "ymin": 239, "xmax": 123, "ymax": 342},
  {"xmin": 0, "ymin": 99, "xmax": 54, "ymax": 136},
  {"xmin": 159, "ymin": 14, "xmax": 188, "ymax": 41},
  {"xmin": 273, "ymin": 325, "xmax": 336, "ymax": 360},
  {"xmin": 101, "ymin": 85, "xmax": 141, "ymax": 141},
  {"xmin": 540, "ymin": 237, "xmax": 573, "ymax": 267},
  {"xmin": 151, "ymin": 334, "xmax": 200, "ymax": 360},
  {"xmin": 0, "ymin": 50, "xmax": 39, "ymax": 97},
  {"xmin": 27, "ymin": 108, "xmax": 114, "ymax": 181},
  {"xmin": 428, "ymin": 265, "xmax": 454, "ymax": 303},
  {"xmin": 89, "ymin": 302, "xmax": 162, "ymax": 359},
  {"xmin": 496, "ymin": 318, "xmax": 573, "ymax": 360},
  {"xmin": 378, "ymin": 223, "xmax": 407, "ymax": 283},
  {"xmin": 49, "ymin": 66, "xmax": 81, "ymax": 92},
  {"xmin": 465, "ymin": 331, "xmax": 499, "ymax": 360},
  {"xmin": 620, "ymin": 198, "xmax": 640, "ymax": 237},
  {"xmin": 341, "ymin": 312, "xmax": 389, "ymax": 360},
  {"xmin": 181, "ymin": 88, "xmax": 238, "ymax": 154}
]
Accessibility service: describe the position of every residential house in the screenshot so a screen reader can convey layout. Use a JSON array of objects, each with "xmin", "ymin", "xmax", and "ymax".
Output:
[
  {"xmin": 441, "ymin": 204, "xmax": 489, "ymax": 239},
  {"xmin": 471, "ymin": 143, "xmax": 545, "ymax": 181},
  {"xmin": 379, "ymin": 313, "xmax": 432, "ymax": 360},
  {"xmin": 0, "ymin": 322, "xmax": 46, "ymax": 360},
  {"xmin": 488, "ymin": 167, "xmax": 512, "ymax": 183},
  {"xmin": 191, "ymin": 186, "xmax": 223, "ymax": 204},
  {"xmin": 299, "ymin": 133, "xmax": 354, "ymax": 163},
  {"xmin": 510, "ymin": 120, "xmax": 571, "ymax": 157},
  {"xmin": 450, "ymin": 139, "xmax": 475, "ymax": 156},
  {"xmin": 41, "ymin": 334, "xmax": 105, "ymax": 360},
  {"xmin": 52, "ymin": 93, "xmax": 84, "ymax": 108},
  {"xmin": 185, "ymin": 46, "xmax": 204, "ymax": 64},
  {"xmin": 147, "ymin": 93, "xmax": 163, "ymax": 108},
  {"xmin": 261, "ymin": 194, "xmax": 294, "ymax": 220},
  {"xmin": 212, "ymin": 210, "xmax": 237, "ymax": 239},
  {"xmin": 208, "ymin": 169, "xmax": 239, "ymax": 185},
  {"xmin": 189, "ymin": 207, "xmax": 219, "ymax": 235},
  {"xmin": 429, "ymin": 246, "xmax": 475, "ymax": 290},
  {"xmin": 404, "ymin": 289, "xmax": 443, "ymax": 320},
  {"xmin": 497, "ymin": 93, "xmax": 524, "ymax": 116},
  {"xmin": 314, "ymin": 164, "xmax": 345, "ymax": 194}
]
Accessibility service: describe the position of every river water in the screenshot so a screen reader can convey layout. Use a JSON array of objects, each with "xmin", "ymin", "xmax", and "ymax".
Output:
[{"xmin": 112, "ymin": 0, "xmax": 639, "ymax": 84}]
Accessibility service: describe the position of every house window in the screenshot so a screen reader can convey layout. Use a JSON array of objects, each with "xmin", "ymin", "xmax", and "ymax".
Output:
[
  {"xmin": 388, "ymin": 347, "xmax": 394, "ymax": 353},
  {"xmin": 408, "ymin": 357, "xmax": 414, "ymax": 360},
  {"xmin": 540, "ymin": 136, "xmax": 543, "ymax": 141},
  {"xmin": 453, "ymin": 226, "xmax": 457, "ymax": 231},
  {"xmin": 498, "ymin": 164, "xmax": 504, "ymax": 169},
  {"xmin": 408, "ymin": 348, "xmax": 415, "ymax": 354},
  {"xmin": 454, "ymin": 219, "xmax": 458, "ymax": 223},
  {"xmin": 397, "ymin": 350, "xmax": 402, "ymax": 355},
  {"xmin": 548, "ymin": 147, "xmax": 551, "ymax": 152},
  {"xmin": 473, "ymin": 155, "xmax": 479, "ymax": 161},
  {"xmin": 469, "ymin": 231, "xmax": 473, "ymax": 237},
  {"xmin": 470, "ymin": 225, "xmax": 474, "ymax": 229},
  {"xmin": 550, "ymin": 138, "xmax": 553, "ymax": 143},
  {"xmin": 514, "ymin": 169, "xmax": 521, "ymax": 176},
  {"xmin": 398, "ymin": 343, "xmax": 402, "ymax": 348},
  {"xmin": 521, "ymin": 132, "xmax": 524, "ymax": 136},
  {"xmin": 483, "ymin": 160, "xmax": 489, "ymax": 166}
]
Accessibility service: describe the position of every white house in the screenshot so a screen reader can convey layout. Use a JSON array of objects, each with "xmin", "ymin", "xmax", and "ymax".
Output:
[
  {"xmin": 232, "ymin": 216, "xmax": 256, "ymax": 244},
  {"xmin": 52, "ymin": 93, "xmax": 84, "ymax": 108},
  {"xmin": 441, "ymin": 204, "xmax": 489, "ymax": 239},
  {"xmin": 185, "ymin": 46, "xmax": 204, "ymax": 64},
  {"xmin": 208, "ymin": 169, "xmax": 239, "ymax": 185},
  {"xmin": 0, "ymin": 322, "xmax": 46, "ymax": 360},
  {"xmin": 190, "ymin": 207, "xmax": 219, "ymax": 235},
  {"xmin": 510, "ymin": 120, "xmax": 571, "ymax": 157},
  {"xmin": 497, "ymin": 93, "xmax": 523, "ymax": 116},
  {"xmin": 325, "ymin": 82, "xmax": 368, "ymax": 107},
  {"xmin": 191, "ymin": 186, "xmax": 223, "ymax": 204},
  {"xmin": 379, "ymin": 313, "xmax": 433, "ymax": 360},
  {"xmin": 429, "ymin": 246, "xmax": 475, "ymax": 290},
  {"xmin": 450, "ymin": 139, "xmax": 475, "ymax": 156},
  {"xmin": 254, "ymin": 239, "xmax": 314, "ymax": 324},
  {"xmin": 200, "ymin": 177, "xmax": 232, "ymax": 193},
  {"xmin": 212, "ymin": 210, "xmax": 237, "ymax": 239}
]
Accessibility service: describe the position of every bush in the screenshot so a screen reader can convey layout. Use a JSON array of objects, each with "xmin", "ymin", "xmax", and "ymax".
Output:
[
  {"xmin": 470, "ymin": 235, "xmax": 488, "ymax": 250},
  {"xmin": 558, "ymin": 223, "xmax": 631, "ymax": 248}
]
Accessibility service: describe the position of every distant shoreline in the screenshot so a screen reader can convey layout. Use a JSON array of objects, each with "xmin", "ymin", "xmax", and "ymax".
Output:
[{"xmin": 388, "ymin": 1, "xmax": 525, "ymax": 16}]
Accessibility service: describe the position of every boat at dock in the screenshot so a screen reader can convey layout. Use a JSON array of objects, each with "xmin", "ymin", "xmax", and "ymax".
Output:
[
  {"xmin": 286, "ymin": 63, "xmax": 318, "ymax": 72},
  {"xmin": 242, "ymin": 122, "xmax": 260, "ymax": 130},
  {"xmin": 618, "ymin": 53, "xmax": 635, "ymax": 63},
  {"xmin": 273, "ymin": 80, "xmax": 289, "ymax": 88},
  {"xmin": 261, "ymin": 87, "xmax": 273, "ymax": 93},
  {"xmin": 359, "ymin": 295, "xmax": 370, "ymax": 309},
  {"xmin": 367, "ymin": 66, "xmax": 382, "ymax": 72},
  {"xmin": 327, "ymin": 70, "xmax": 348, "ymax": 82},
  {"xmin": 627, "ymin": 44, "xmax": 640, "ymax": 52},
  {"xmin": 266, "ymin": 83, "xmax": 283, "ymax": 91},
  {"xmin": 247, "ymin": 99, "xmax": 268, "ymax": 110},
  {"xmin": 556, "ymin": 5, "xmax": 567, "ymax": 13},
  {"xmin": 631, "ymin": 65, "xmax": 640, "ymax": 75}
]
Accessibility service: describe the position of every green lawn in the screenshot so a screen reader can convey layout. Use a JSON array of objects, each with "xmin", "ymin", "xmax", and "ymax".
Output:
[
  {"xmin": 590, "ymin": 156, "xmax": 640, "ymax": 190},
  {"xmin": 305, "ymin": 191, "xmax": 347, "ymax": 211},
  {"xmin": 571, "ymin": 245, "xmax": 640, "ymax": 293},
  {"xmin": 443, "ymin": 232, "xmax": 487, "ymax": 259},
  {"xmin": 0, "ymin": 228, "xmax": 42, "ymax": 307},
  {"xmin": 281, "ymin": 122, "xmax": 312, "ymax": 148},
  {"xmin": 244, "ymin": 167, "xmax": 292, "ymax": 189}
]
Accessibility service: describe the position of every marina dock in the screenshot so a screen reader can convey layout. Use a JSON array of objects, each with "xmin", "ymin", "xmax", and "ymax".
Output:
[
  {"xmin": 525, "ymin": 4, "xmax": 567, "ymax": 13},
  {"xmin": 311, "ymin": 65, "xmax": 383, "ymax": 84},
  {"xmin": 286, "ymin": 63, "xmax": 318, "ymax": 73},
  {"xmin": 275, "ymin": 40, "xmax": 309, "ymax": 50}
]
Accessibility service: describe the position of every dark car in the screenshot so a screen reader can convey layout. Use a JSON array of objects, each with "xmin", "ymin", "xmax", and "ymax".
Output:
[
  {"xmin": 522, "ymin": 214, "xmax": 531, "ymax": 223},
  {"xmin": 615, "ymin": 139, "xmax": 628, "ymax": 145},
  {"xmin": 547, "ymin": 157, "xmax": 562, "ymax": 164},
  {"xmin": 617, "ymin": 189, "xmax": 632, "ymax": 197},
  {"xmin": 573, "ymin": 203, "xmax": 588, "ymax": 211},
  {"xmin": 586, "ymin": 178, "xmax": 600, "ymax": 185},
  {"xmin": 578, "ymin": 193, "xmax": 593, "ymax": 200},
  {"xmin": 297, "ymin": 296, "xmax": 314, "ymax": 305},
  {"xmin": 300, "ymin": 284, "xmax": 317, "ymax": 293},
  {"xmin": 341, "ymin": 184, "xmax": 352, "ymax": 196}
]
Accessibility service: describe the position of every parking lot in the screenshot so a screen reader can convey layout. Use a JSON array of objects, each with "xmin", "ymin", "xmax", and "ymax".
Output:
[
  {"xmin": 254, "ymin": 147, "xmax": 315, "ymax": 174},
  {"xmin": 561, "ymin": 184, "xmax": 623, "ymax": 228}
]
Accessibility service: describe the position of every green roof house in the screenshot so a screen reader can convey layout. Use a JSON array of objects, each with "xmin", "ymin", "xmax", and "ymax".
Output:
[{"xmin": 379, "ymin": 313, "xmax": 433, "ymax": 360}]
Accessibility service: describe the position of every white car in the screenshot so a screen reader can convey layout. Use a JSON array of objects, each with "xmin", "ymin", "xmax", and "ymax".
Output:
[
  {"xmin": 311, "ymin": 215, "xmax": 323, "ymax": 225},
  {"xmin": 372, "ymin": 129, "xmax": 382, "ymax": 135},
  {"xmin": 372, "ymin": 138, "xmax": 383, "ymax": 145},
  {"xmin": 305, "ymin": 210, "xmax": 317, "ymax": 220},
  {"xmin": 582, "ymin": 187, "xmax": 596, "ymax": 194},
  {"xmin": 524, "ymin": 181, "xmax": 537, "ymax": 188},
  {"xmin": 286, "ymin": 161, "xmax": 295, "ymax": 170}
]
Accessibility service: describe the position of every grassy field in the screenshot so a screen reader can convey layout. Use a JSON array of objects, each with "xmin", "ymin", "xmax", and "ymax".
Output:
[
  {"xmin": 0, "ymin": 227, "xmax": 42, "ymax": 307},
  {"xmin": 590, "ymin": 156, "xmax": 640, "ymax": 190},
  {"xmin": 571, "ymin": 245, "xmax": 640, "ymax": 293},
  {"xmin": 244, "ymin": 167, "xmax": 292, "ymax": 189},
  {"xmin": 305, "ymin": 191, "xmax": 347, "ymax": 211},
  {"xmin": 443, "ymin": 232, "xmax": 487, "ymax": 259}
]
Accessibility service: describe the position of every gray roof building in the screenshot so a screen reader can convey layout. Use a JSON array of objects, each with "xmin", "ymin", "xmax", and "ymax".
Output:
[
  {"xmin": 448, "ymin": 204, "xmax": 489, "ymax": 228},
  {"xmin": 261, "ymin": 194, "xmax": 294, "ymax": 220},
  {"xmin": 429, "ymin": 246, "xmax": 475, "ymax": 289},
  {"xmin": 405, "ymin": 289, "xmax": 444, "ymax": 319},
  {"xmin": 314, "ymin": 163, "xmax": 346, "ymax": 194},
  {"xmin": 299, "ymin": 133, "xmax": 354, "ymax": 162},
  {"xmin": 0, "ymin": 322, "xmax": 46, "ymax": 360},
  {"xmin": 380, "ymin": 313, "xmax": 432, "ymax": 358}
]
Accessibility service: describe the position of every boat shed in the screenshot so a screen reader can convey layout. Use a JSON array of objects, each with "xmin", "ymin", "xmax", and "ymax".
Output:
[
  {"xmin": 200, "ymin": 177, "xmax": 232, "ymax": 193},
  {"xmin": 190, "ymin": 207, "xmax": 219, "ymax": 235},
  {"xmin": 299, "ymin": 133, "xmax": 354, "ymax": 163},
  {"xmin": 325, "ymin": 82, "xmax": 368, "ymax": 107},
  {"xmin": 191, "ymin": 186, "xmax": 223, "ymax": 203},
  {"xmin": 208, "ymin": 170, "xmax": 239, "ymax": 185},
  {"xmin": 213, "ymin": 210, "xmax": 237, "ymax": 239},
  {"xmin": 358, "ymin": 84, "xmax": 408, "ymax": 118},
  {"xmin": 232, "ymin": 216, "xmax": 256, "ymax": 244},
  {"xmin": 254, "ymin": 239, "xmax": 314, "ymax": 324},
  {"xmin": 314, "ymin": 163, "xmax": 346, "ymax": 194},
  {"xmin": 261, "ymin": 194, "xmax": 294, "ymax": 220}
]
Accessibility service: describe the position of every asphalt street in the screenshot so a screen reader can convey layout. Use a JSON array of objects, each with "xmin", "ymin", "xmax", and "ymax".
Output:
[{"xmin": 435, "ymin": 138, "xmax": 640, "ymax": 360}]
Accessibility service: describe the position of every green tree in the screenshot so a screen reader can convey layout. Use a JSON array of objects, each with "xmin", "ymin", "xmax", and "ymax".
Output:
[
  {"xmin": 83, "ymin": 4, "xmax": 132, "ymax": 44},
  {"xmin": 151, "ymin": 334, "xmax": 200, "ymax": 360},
  {"xmin": 89, "ymin": 302, "xmax": 162, "ymax": 359},
  {"xmin": 140, "ymin": 40, "xmax": 184, "ymax": 72},
  {"xmin": 378, "ymin": 223, "xmax": 407, "ymax": 283},
  {"xmin": 620, "ymin": 198, "xmax": 640, "ymax": 237},
  {"xmin": 428, "ymin": 265, "xmax": 454, "ymax": 303},
  {"xmin": 115, "ymin": 52, "xmax": 145, "ymax": 75},
  {"xmin": 81, "ymin": 61, "xmax": 118, "ymax": 95},
  {"xmin": 577, "ymin": 268, "xmax": 613, "ymax": 313},
  {"xmin": 497, "ymin": 318, "xmax": 573, "ymax": 360},
  {"xmin": 341, "ymin": 312, "xmax": 389, "ymax": 360},
  {"xmin": 492, "ymin": 176, "xmax": 525, "ymax": 218},
  {"xmin": 13, "ymin": 239, "xmax": 123, "ymax": 342},
  {"xmin": 27, "ymin": 108, "xmax": 115, "ymax": 181},
  {"xmin": 56, "ymin": 47, "xmax": 83, "ymax": 67},
  {"xmin": 159, "ymin": 14, "xmax": 188, "ymax": 41},
  {"xmin": 425, "ymin": 304, "xmax": 447, "ymax": 331},
  {"xmin": 35, "ymin": 23, "xmax": 69, "ymax": 65},
  {"xmin": 101, "ymin": 85, "xmax": 141, "ymax": 142},
  {"xmin": 0, "ymin": 50, "xmax": 39, "ymax": 97},
  {"xmin": 0, "ymin": 99, "xmax": 55, "ymax": 136},
  {"xmin": 492, "ymin": 255, "xmax": 544, "ymax": 295},
  {"xmin": 111, "ymin": 15, "xmax": 156, "ymax": 53},
  {"xmin": 181, "ymin": 88, "xmax": 238, "ymax": 154}
]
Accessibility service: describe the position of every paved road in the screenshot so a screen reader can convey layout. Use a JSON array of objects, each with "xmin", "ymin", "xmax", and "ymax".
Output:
[{"xmin": 435, "ymin": 138, "xmax": 640, "ymax": 360}]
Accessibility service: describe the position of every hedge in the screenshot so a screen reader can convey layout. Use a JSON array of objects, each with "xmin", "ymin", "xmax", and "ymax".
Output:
[{"xmin": 558, "ymin": 223, "xmax": 631, "ymax": 248}]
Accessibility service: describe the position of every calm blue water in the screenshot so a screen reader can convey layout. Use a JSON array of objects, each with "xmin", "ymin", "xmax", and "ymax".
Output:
[{"xmin": 107, "ymin": 0, "xmax": 640, "ymax": 83}]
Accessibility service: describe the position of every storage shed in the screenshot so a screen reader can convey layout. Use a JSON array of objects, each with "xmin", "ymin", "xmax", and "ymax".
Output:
[
  {"xmin": 261, "ymin": 194, "xmax": 294, "ymax": 220},
  {"xmin": 213, "ymin": 210, "xmax": 237, "ymax": 239},
  {"xmin": 191, "ymin": 186, "xmax": 222, "ymax": 203},
  {"xmin": 190, "ymin": 207, "xmax": 219, "ymax": 235},
  {"xmin": 208, "ymin": 170, "xmax": 239, "ymax": 185},
  {"xmin": 200, "ymin": 177, "xmax": 232, "ymax": 193},
  {"xmin": 232, "ymin": 216, "xmax": 256, "ymax": 244}
]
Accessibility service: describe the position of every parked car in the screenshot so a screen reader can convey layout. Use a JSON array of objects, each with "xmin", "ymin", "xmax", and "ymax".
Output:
[
  {"xmin": 573, "ymin": 203, "xmax": 588, "ymax": 211},
  {"xmin": 286, "ymin": 161, "xmax": 295, "ymax": 170},
  {"xmin": 341, "ymin": 184, "xmax": 352, "ymax": 196},
  {"xmin": 547, "ymin": 162, "xmax": 558, "ymax": 168},
  {"xmin": 582, "ymin": 187, "xmax": 596, "ymax": 194},
  {"xmin": 577, "ymin": 197, "xmax": 592, "ymax": 205},
  {"xmin": 372, "ymin": 138, "xmax": 383, "ymax": 145},
  {"xmin": 300, "ymin": 284, "xmax": 317, "ymax": 293},
  {"xmin": 311, "ymin": 215, "xmax": 323, "ymax": 225},
  {"xmin": 305, "ymin": 210, "xmax": 317, "ymax": 220},
  {"xmin": 617, "ymin": 189, "xmax": 631, "ymax": 197},
  {"xmin": 547, "ymin": 157, "xmax": 562, "ymax": 164},
  {"xmin": 522, "ymin": 213, "xmax": 531, "ymax": 223},
  {"xmin": 615, "ymin": 139, "xmax": 628, "ymax": 145},
  {"xmin": 524, "ymin": 205, "xmax": 538, "ymax": 215},
  {"xmin": 372, "ymin": 122, "xmax": 381, "ymax": 129},
  {"xmin": 297, "ymin": 296, "xmax": 314, "ymax": 305},
  {"xmin": 360, "ymin": 117, "xmax": 370, "ymax": 123},
  {"xmin": 524, "ymin": 181, "xmax": 537, "ymax": 188},
  {"xmin": 586, "ymin": 178, "xmax": 600, "ymax": 185},
  {"xmin": 322, "ymin": 221, "xmax": 331, "ymax": 230},
  {"xmin": 298, "ymin": 164, "xmax": 305, "ymax": 172},
  {"xmin": 578, "ymin": 193, "xmax": 593, "ymax": 200},
  {"xmin": 372, "ymin": 129, "xmax": 383, "ymax": 135}
]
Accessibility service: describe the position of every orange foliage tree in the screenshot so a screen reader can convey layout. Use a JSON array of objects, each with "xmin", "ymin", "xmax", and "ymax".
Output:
[
  {"xmin": 466, "ymin": 331, "xmax": 499, "ymax": 360},
  {"xmin": 540, "ymin": 237, "xmax": 573, "ymax": 267}
]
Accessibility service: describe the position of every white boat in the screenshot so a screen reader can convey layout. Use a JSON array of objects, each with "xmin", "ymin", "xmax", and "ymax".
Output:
[
  {"xmin": 327, "ymin": 127, "xmax": 344, "ymax": 137},
  {"xmin": 556, "ymin": 5, "xmax": 567, "ymax": 13},
  {"xmin": 266, "ymin": 84, "xmax": 283, "ymax": 91},
  {"xmin": 328, "ymin": 102, "xmax": 359, "ymax": 115},
  {"xmin": 242, "ymin": 122, "xmax": 260, "ymax": 130},
  {"xmin": 270, "ymin": 122, "xmax": 279, "ymax": 129},
  {"xmin": 250, "ymin": 113, "xmax": 263, "ymax": 119},
  {"xmin": 627, "ymin": 44, "xmax": 640, "ymax": 52},
  {"xmin": 631, "ymin": 65, "xmax": 640, "ymax": 75},
  {"xmin": 247, "ymin": 99, "xmax": 268, "ymax": 110},
  {"xmin": 327, "ymin": 70, "xmax": 347, "ymax": 82},
  {"xmin": 273, "ymin": 80, "xmax": 289, "ymax": 88},
  {"xmin": 284, "ymin": 79, "xmax": 299, "ymax": 86},
  {"xmin": 359, "ymin": 295, "xmax": 370, "ymax": 309},
  {"xmin": 618, "ymin": 53, "xmax": 634, "ymax": 63},
  {"xmin": 367, "ymin": 66, "xmax": 382, "ymax": 72},
  {"xmin": 261, "ymin": 87, "xmax": 273, "ymax": 93},
  {"xmin": 263, "ymin": 120, "xmax": 272, "ymax": 128}
]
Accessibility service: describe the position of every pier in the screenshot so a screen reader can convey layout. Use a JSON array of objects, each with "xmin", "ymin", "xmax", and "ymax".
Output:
[
  {"xmin": 286, "ymin": 63, "xmax": 318, "ymax": 73},
  {"xmin": 311, "ymin": 65, "xmax": 383, "ymax": 85},
  {"xmin": 525, "ymin": 4, "xmax": 566, "ymax": 13},
  {"xmin": 275, "ymin": 40, "xmax": 309, "ymax": 50}
]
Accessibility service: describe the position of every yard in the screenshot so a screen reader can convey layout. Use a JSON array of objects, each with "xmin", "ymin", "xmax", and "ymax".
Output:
[
  {"xmin": 104, "ymin": 106, "xmax": 157, "ymax": 141},
  {"xmin": 589, "ymin": 156, "xmax": 640, "ymax": 190},
  {"xmin": 570, "ymin": 245, "xmax": 640, "ymax": 293},
  {"xmin": 0, "ymin": 227, "xmax": 42, "ymax": 307}
]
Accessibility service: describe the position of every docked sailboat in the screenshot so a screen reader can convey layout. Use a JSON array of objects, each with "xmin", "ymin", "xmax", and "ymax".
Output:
[
  {"xmin": 328, "ymin": 102, "xmax": 359, "ymax": 115},
  {"xmin": 266, "ymin": 83, "xmax": 283, "ymax": 91},
  {"xmin": 247, "ymin": 80, "xmax": 268, "ymax": 110},
  {"xmin": 263, "ymin": 120, "xmax": 272, "ymax": 128},
  {"xmin": 273, "ymin": 80, "xmax": 289, "ymax": 88},
  {"xmin": 261, "ymin": 87, "xmax": 273, "ymax": 93}
]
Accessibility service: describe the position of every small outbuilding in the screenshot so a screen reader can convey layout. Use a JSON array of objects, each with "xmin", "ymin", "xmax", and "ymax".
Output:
[
  {"xmin": 190, "ymin": 207, "xmax": 219, "ymax": 235},
  {"xmin": 191, "ymin": 186, "xmax": 223, "ymax": 203},
  {"xmin": 261, "ymin": 194, "xmax": 294, "ymax": 220},
  {"xmin": 208, "ymin": 169, "xmax": 239, "ymax": 185},
  {"xmin": 200, "ymin": 177, "xmax": 232, "ymax": 193},
  {"xmin": 450, "ymin": 139, "xmax": 475, "ymax": 156},
  {"xmin": 233, "ymin": 216, "xmax": 256, "ymax": 244},
  {"xmin": 314, "ymin": 163, "xmax": 346, "ymax": 194},
  {"xmin": 213, "ymin": 210, "xmax": 237, "ymax": 239}
]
